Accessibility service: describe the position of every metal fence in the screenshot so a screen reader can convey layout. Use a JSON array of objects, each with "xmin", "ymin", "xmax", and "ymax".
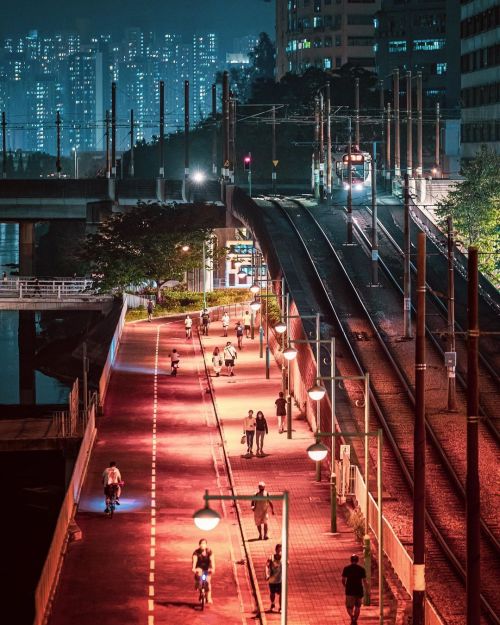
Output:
[
  {"xmin": 0, "ymin": 277, "xmax": 95, "ymax": 299},
  {"xmin": 33, "ymin": 395, "xmax": 97, "ymax": 625}
]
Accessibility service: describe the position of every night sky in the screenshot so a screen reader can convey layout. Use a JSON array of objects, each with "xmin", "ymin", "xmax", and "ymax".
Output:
[{"xmin": 0, "ymin": 0, "xmax": 275, "ymax": 47}]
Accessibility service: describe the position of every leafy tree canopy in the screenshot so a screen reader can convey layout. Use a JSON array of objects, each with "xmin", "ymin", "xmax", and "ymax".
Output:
[
  {"xmin": 436, "ymin": 146, "xmax": 500, "ymax": 283},
  {"xmin": 82, "ymin": 203, "xmax": 216, "ymax": 299}
]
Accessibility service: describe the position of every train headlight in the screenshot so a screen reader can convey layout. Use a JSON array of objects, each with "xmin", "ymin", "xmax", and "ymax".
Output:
[{"xmin": 354, "ymin": 183, "xmax": 363, "ymax": 191}]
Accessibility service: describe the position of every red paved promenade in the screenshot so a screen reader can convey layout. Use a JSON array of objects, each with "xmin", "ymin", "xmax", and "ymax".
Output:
[{"xmin": 49, "ymin": 314, "xmax": 392, "ymax": 625}]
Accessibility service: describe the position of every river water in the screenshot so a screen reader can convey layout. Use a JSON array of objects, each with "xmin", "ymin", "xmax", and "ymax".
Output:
[{"xmin": 0, "ymin": 224, "xmax": 69, "ymax": 405}]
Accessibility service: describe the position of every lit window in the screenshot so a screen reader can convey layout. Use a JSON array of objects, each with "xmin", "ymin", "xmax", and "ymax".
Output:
[
  {"xmin": 389, "ymin": 40, "xmax": 407, "ymax": 53},
  {"xmin": 413, "ymin": 39, "xmax": 445, "ymax": 51},
  {"xmin": 324, "ymin": 57, "xmax": 332, "ymax": 69},
  {"xmin": 436, "ymin": 62, "xmax": 447, "ymax": 75}
]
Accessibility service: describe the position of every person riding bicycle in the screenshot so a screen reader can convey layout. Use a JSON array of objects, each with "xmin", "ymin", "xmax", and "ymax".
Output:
[
  {"xmin": 192, "ymin": 539, "xmax": 215, "ymax": 604},
  {"xmin": 102, "ymin": 461, "xmax": 122, "ymax": 512}
]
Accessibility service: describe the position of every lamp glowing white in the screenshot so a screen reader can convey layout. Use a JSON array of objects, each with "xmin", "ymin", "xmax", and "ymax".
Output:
[
  {"xmin": 192, "ymin": 171, "xmax": 206, "ymax": 184},
  {"xmin": 283, "ymin": 346, "xmax": 297, "ymax": 361},
  {"xmin": 307, "ymin": 441, "xmax": 328, "ymax": 462},
  {"xmin": 250, "ymin": 299, "xmax": 261, "ymax": 312},
  {"xmin": 308, "ymin": 383, "xmax": 327, "ymax": 401},
  {"xmin": 274, "ymin": 320, "xmax": 287, "ymax": 334},
  {"xmin": 193, "ymin": 503, "xmax": 221, "ymax": 531},
  {"xmin": 249, "ymin": 283, "xmax": 260, "ymax": 294}
]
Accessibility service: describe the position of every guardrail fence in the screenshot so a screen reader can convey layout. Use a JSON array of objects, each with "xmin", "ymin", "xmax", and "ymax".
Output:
[{"xmin": 0, "ymin": 277, "xmax": 95, "ymax": 298}]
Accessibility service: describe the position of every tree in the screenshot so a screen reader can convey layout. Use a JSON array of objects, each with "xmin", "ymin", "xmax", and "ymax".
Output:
[
  {"xmin": 81, "ymin": 203, "xmax": 215, "ymax": 301},
  {"xmin": 436, "ymin": 146, "xmax": 500, "ymax": 282}
]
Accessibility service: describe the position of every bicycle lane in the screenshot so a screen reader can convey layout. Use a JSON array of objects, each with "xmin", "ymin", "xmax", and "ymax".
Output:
[{"xmin": 48, "ymin": 319, "xmax": 255, "ymax": 625}]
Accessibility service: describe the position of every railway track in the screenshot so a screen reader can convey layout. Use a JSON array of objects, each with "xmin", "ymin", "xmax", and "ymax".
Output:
[{"xmin": 258, "ymin": 195, "xmax": 500, "ymax": 625}]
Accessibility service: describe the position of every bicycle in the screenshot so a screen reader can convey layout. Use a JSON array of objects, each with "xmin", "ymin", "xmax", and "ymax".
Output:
[
  {"xmin": 104, "ymin": 483, "xmax": 120, "ymax": 518},
  {"xmin": 198, "ymin": 571, "xmax": 210, "ymax": 610}
]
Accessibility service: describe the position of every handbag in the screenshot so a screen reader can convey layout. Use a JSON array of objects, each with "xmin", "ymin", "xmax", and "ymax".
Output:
[{"xmin": 240, "ymin": 434, "xmax": 246, "ymax": 444}]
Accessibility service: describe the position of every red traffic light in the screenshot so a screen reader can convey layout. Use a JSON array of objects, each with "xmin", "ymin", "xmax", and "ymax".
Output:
[
  {"xmin": 244, "ymin": 155, "xmax": 251, "ymax": 171},
  {"xmin": 244, "ymin": 156, "xmax": 251, "ymax": 164}
]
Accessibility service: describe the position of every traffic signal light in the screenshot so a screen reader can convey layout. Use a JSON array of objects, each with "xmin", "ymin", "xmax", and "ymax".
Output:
[{"xmin": 244, "ymin": 155, "xmax": 251, "ymax": 172}]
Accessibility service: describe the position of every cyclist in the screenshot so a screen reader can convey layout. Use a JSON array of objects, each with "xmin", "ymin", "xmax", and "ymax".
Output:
[
  {"xmin": 102, "ymin": 461, "xmax": 122, "ymax": 512},
  {"xmin": 192, "ymin": 539, "xmax": 215, "ymax": 604}
]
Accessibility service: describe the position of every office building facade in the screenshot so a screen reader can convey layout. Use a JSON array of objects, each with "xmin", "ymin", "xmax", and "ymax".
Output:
[{"xmin": 276, "ymin": 0, "xmax": 381, "ymax": 79}]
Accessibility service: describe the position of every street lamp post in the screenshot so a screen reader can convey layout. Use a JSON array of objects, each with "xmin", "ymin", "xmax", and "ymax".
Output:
[
  {"xmin": 193, "ymin": 489, "xmax": 290, "ymax": 625},
  {"xmin": 306, "ymin": 428, "xmax": 384, "ymax": 625},
  {"xmin": 72, "ymin": 147, "xmax": 78, "ymax": 179}
]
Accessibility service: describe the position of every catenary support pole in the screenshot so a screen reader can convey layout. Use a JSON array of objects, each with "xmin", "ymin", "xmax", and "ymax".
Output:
[
  {"xmin": 435, "ymin": 102, "xmax": 440, "ymax": 174},
  {"xmin": 229, "ymin": 92, "xmax": 236, "ymax": 184},
  {"xmin": 105, "ymin": 110, "xmax": 110, "ymax": 179},
  {"xmin": 211, "ymin": 83, "xmax": 217, "ymax": 176},
  {"xmin": 1, "ymin": 112, "xmax": 6, "ymax": 178},
  {"xmin": 379, "ymin": 80, "xmax": 385, "ymax": 181},
  {"xmin": 326, "ymin": 83, "xmax": 332, "ymax": 201},
  {"xmin": 371, "ymin": 142, "xmax": 378, "ymax": 285},
  {"xmin": 466, "ymin": 246, "xmax": 480, "ymax": 625},
  {"xmin": 314, "ymin": 96, "xmax": 320, "ymax": 199},
  {"xmin": 319, "ymin": 93, "xmax": 325, "ymax": 202},
  {"xmin": 393, "ymin": 69, "xmax": 400, "ymax": 178},
  {"xmin": 56, "ymin": 111, "xmax": 62, "ymax": 177},
  {"xmin": 184, "ymin": 80, "xmax": 189, "ymax": 181},
  {"xmin": 413, "ymin": 231, "xmax": 426, "ymax": 625},
  {"xmin": 272, "ymin": 104, "xmax": 277, "ymax": 195},
  {"xmin": 406, "ymin": 70, "xmax": 412, "ymax": 176},
  {"xmin": 222, "ymin": 71, "xmax": 229, "ymax": 180},
  {"xmin": 111, "ymin": 81, "xmax": 116, "ymax": 177},
  {"xmin": 355, "ymin": 77, "xmax": 360, "ymax": 146},
  {"xmin": 159, "ymin": 79, "xmax": 165, "ymax": 178},
  {"xmin": 447, "ymin": 216, "xmax": 457, "ymax": 411},
  {"xmin": 403, "ymin": 174, "xmax": 412, "ymax": 338},
  {"xmin": 347, "ymin": 117, "xmax": 353, "ymax": 244},
  {"xmin": 129, "ymin": 109, "xmax": 135, "ymax": 177},
  {"xmin": 416, "ymin": 71, "xmax": 423, "ymax": 177},
  {"xmin": 386, "ymin": 102, "xmax": 391, "ymax": 186}
]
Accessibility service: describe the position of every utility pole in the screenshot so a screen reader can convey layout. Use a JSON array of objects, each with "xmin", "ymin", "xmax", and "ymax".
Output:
[
  {"xmin": 229, "ymin": 92, "xmax": 236, "ymax": 183},
  {"xmin": 105, "ymin": 110, "xmax": 110, "ymax": 179},
  {"xmin": 406, "ymin": 70, "xmax": 412, "ymax": 176},
  {"xmin": 2, "ymin": 111, "xmax": 6, "ymax": 179},
  {"xmin": 386, "ymin": 102, "xmax": 391, "ymax": 187},
  {"xmin": 354, "ymin": 77, "xmax": 360, "ymax": 146},
  {"xmin": 111, "ymin": 82, "xmax": 116, "ymax": 177},
  {"xmin": 211, "ymin": 83, "xmax": 217, "ymax": 176},
  {"xmin": 467, "ymin": 246, "xmax": 481, "ymax": 625},
  {"xmin": 319, "ymin": 92, "xmax": 325, "ymax": 202},
  {"xmin": 56, "ymin": 111, "xmax": 62, "ymax": 177},
  {"xmin": 272, "ymin": 104, "xmax": 277, "ymax": 195},
  {"xmin": 371, "ymin": 143, "xmax": 378, "ymax": 286},
  {"xmin": 416, "ymin": 71, "xmax": 423, "ymax": 177},
  {"xmin": 347, "ymin": 117, "xmax": 353, "ymax": 244},
  {"xmin": 222, "ymin": 71, "xmax": 229, "ymax": 181},
  {"xmin": 129, "ymin": 109, "xmax": 135, "ymax": 177},
  {"xmin": 446, "ymin": 216, "xmax": 457, "ymax": 411},
  {"xmin": 413, "ymin": 231, "xmax": 427, "ymax": 625},
  {"xmin": 435, "ymin": 102, "xmax": 441, "ymax": 174},
  {"xmin": 184, "ymin": 80, "xmax": 190, "ymax": 182},
  {"xmin": 326, "ymin": 83, "xmax": 332, "ymax": 202},
  {"xmin": 159, "ymin": 79, "xmax": 165, "ymax": 178},
  {"xmin": 379, "ymin": 80, "xmax": 385, "ymax": 182},
  {"xmin": 314, "ymin": 95, "xmax": 320, "ymax": 199},
  {"xmin": 393, "ymin": 68, "xmax": 401, "ymax": 178},
  {"xmin": 403, "ymin": 174, "xmax": 412, "ymax": 338}
]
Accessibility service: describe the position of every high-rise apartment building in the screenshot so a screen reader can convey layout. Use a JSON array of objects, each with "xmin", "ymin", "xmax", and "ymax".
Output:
[
  {"xmin": 192, "ymin": 34, "xmax": 218, "ymax": 121},
  {"xmin": 275, "ymin": 0, "xmax": 380, "ymax": 79},
  {"xmin": 460, "ymin": 0, "xmax": 500, "ymax": 159},
  {"xmin": 374, "ymin": 0, "xmax": 460, "ymax": 110}
]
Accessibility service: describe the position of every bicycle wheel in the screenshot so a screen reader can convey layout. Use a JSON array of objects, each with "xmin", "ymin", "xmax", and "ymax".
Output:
[{"xmin": 199, "ymin": 589, "xmax": 205, "ymax": 611}]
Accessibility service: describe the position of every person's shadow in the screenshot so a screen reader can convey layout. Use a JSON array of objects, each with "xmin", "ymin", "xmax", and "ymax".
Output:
[{"xmin": 158, "ymin": 599, "xmax": 198, "ymax": 610}]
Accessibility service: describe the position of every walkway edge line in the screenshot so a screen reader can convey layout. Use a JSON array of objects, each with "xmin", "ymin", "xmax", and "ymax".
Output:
[{"xmin": 197, "ymin": 329, "xmax": 267, "ymax": 625}]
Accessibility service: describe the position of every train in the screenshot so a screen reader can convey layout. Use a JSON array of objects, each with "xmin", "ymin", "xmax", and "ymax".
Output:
[{"xmin": 334, "ymin": 146, "xmax": 372, "ymax": 191}]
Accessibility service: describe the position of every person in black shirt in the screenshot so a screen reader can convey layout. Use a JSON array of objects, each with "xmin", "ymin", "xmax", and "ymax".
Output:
[
  {"xmin": 342, "ymin": 554, "xmax": 367, "ymax": 624},
  {"xmin": 192, "ymin": 539, "xmax": 215, "ymax": 604}
]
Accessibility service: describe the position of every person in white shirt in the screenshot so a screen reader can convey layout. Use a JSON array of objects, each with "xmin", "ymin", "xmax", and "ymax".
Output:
[
  {"xmin": 223, "ymin": 341, "xmax": 237, "ymax": 376},
  {"xmin": 185, "ymin": 315, "xmax": 193, "ymax": 338},
  {"xmin": 102, "ymin": 461, "xmax": 122, "ymax": 506},
  {"xmin": 169, "ymin": 349, "xmax": 180, "ymax": 376},
  {"xmin": 243, "ymin": 410, "xmax": 256, "ymax": 455},
  {"xmin": 221, "ymin": 311, "xmax": 230, "ymax": 337},
  {"xmin": 243, "ymin": 311, "xmax": 252, "ymax": 338}
]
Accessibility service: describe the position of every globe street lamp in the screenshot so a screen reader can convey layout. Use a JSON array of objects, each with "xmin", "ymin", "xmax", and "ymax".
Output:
[
  {"xmin": 249, "ymin": 283, "xmax": 260, "ymax": 295},
  {"xmin": 306, "ymin": 440, "xmax": 328, "ymax": 462},
  {"xmin": 193, "ymin": 490, "xmax": 290, "ymax": 625},
  {"xmin": 274, "ymin": 320, "xmax": 287, "ymax": 334},
  {"xmin": 249, "ymin": 299, "xmax": 261, "ymax": 312}
]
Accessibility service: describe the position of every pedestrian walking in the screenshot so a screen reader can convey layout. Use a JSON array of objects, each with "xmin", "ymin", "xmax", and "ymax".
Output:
[
  {"xmin": 169, "ymin": 349, "xmax": 180, "ymax": 376},
  {"xmin": 33, "ymin": 277, "xmax": 42, "ymax": 297},
  {"xmin": 243, "ymin": 310, "xmax": 251, "ymax": 338},
  {"xmin": 275, "ymin": 392, "xmax": 287, "ymax": 434},
  {"xmin": 211, "ymin": 346, "xmax": 223, "ymax": 377},
  {"xmin": 223, "ymin": 341, "xmax": 237, "ymax": 376},
  {"xmin": 342, "ymin": 554, "xmax": 368, "ymax": 625},
  {"xmin": 265, "ymin": 551, "xmax": 282, "ymax": 612},
  {"xmin": 255, "ymin": 411, "xmax": 268, "ymax": 456},
  {"xmin": 221, "ymin": 311, "xmax": 230, "ymax": 337},
  {"xmin": 2, "ymin": 271, "xmax": 7, "ymax": 283},
  {"xmin": 200, "ymin": 309, "xmax": 210, "ymax": 336},
  {"xmin": 243, "ymin": 410, "xmax": 256, "ymax": 455},
  {"xmin": 185, "ymin": 314, "xmax": 193, "ymax": 339},
  {"xmin": 235, "ymin": 321, "xmax": 244, "ymax": 349},
  {"xmin": 147, "ymin": 299, "xmax": 154, "ymax": 322},
  {"xmin": 251, "ymin": 481, "xmax": 274, "ymax": 540}
]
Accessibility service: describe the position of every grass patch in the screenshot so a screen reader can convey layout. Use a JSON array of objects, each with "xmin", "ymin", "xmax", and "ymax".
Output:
[{"xmin": 125, "ymin": 288, "xmax": 251, "ymax": 322}]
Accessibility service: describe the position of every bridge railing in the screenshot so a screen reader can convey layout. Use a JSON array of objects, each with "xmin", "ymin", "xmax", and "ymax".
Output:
[{"xmin": 0, "ymin": 277, "xmax": 95, "ymax": 298}]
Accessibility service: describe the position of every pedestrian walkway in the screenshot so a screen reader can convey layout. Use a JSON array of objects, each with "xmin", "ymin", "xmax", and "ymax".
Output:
[
  {"xmin": 48, "ymin": 318, "xmax": 255, "ymax": 625},
  {"xmin": 200, "ymin": 321, "xmax": 390, "ymax": 625}
]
